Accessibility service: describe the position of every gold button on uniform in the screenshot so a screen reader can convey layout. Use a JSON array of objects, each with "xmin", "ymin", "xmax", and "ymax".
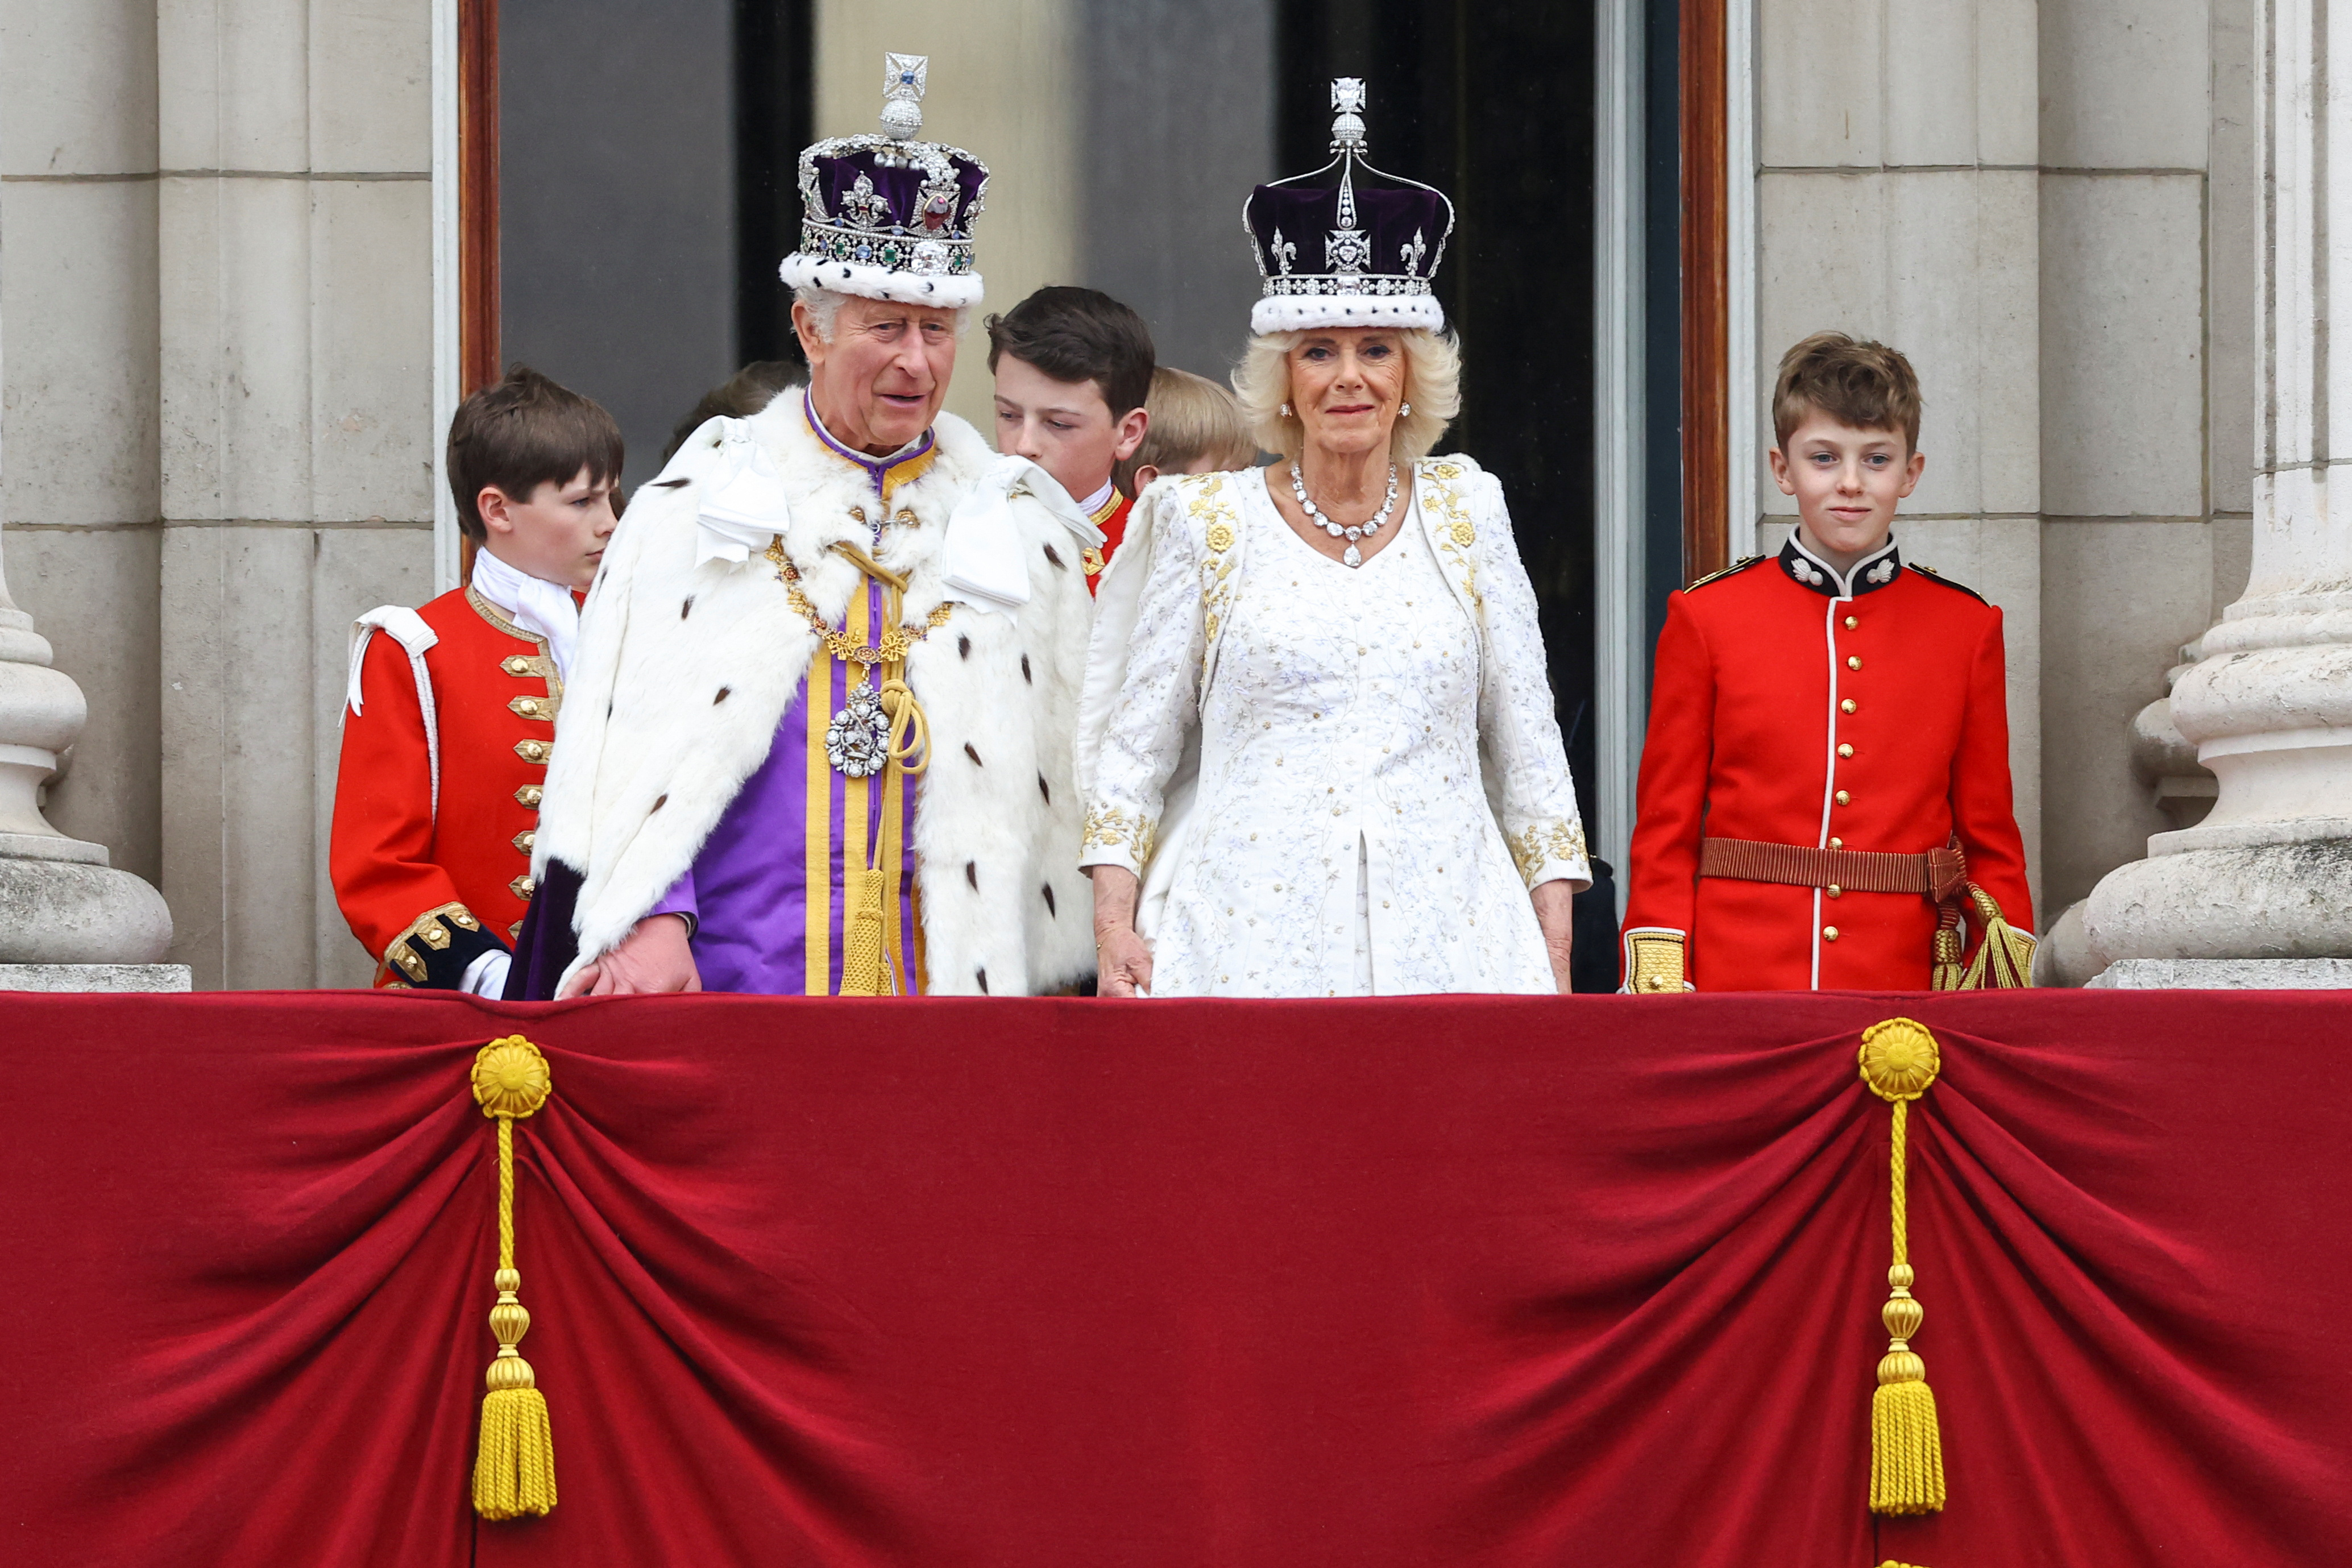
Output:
[
  {"xmin": 502, "ymin": 655, "xmax": 534, "ymax": 675},
  {"xmin": 510, "ymin": 874, "xmax": 537, "ymax": 901},
  {"xmin": 1835, "ymin": 789, "xmax": 1851, "ymax": 805},
  {"xmin": 515, "ymin": 739, "xmax": 549, "ymax": 762},
  {"xmin": 515, "ymin": 784, "xmax": 543, "ymax": 807},
  {"xmin": 1844, "ymin": 615, "xmax": 1858, "ymax": 629},
  {"xmin": 1847, "ymin": 656, "xmax": 1862, "ymax": 670},
  {"xmin": 1827, "ymin": 883, "xmax": 1843, "ymax": 898},
  {"xmin": 512, "ymin": 829, "xmax": 536, "ymax": 854},
  {"xmin": 511, "ymin": 695, "xmax": 547, "ymax": 719},
  {"xmin": 1841, "ymin": 699, "xmax": 1857, "ymax": 714},
  {"xmin": 1823, "ymin": 926, "xmax": 1840, "ymax": 941},
  {"xmin": 1839, "ymin": 743, "xmax": 1855, "ymax": 758},
  {"xmin": 1828, "ymin": 836, "xmax": 1843, "ymax": 849}
]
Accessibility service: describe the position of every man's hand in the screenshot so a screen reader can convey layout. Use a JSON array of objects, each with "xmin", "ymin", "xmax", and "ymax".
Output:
[
  {"xmin": 557, "ymin": 914, "xmax": 701, "ymax": 998},
  {"xmin": 1088, "ymin": 865, "xmax": 1155, "ymax": 998},
  {"xmin": 1530, "ymin": 880, "xmax": 1577, "ymax": 996}
]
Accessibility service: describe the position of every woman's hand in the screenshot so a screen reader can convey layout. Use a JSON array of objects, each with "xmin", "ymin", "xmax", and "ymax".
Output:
[
  {"xmin": 1089, "ymin": 865, "xmax": 1156, "ymax": 998},
  {"xmin": 1530, "ymin": 881, "xmax": 1577, "ymax": 995},
  {"xmin": 557, "ymin": 913, "xmax": 702, "ymax": 998}
]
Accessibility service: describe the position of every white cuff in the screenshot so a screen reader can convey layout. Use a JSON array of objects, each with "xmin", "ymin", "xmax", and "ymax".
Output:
[{"xmin": 461, "ymin": 949, "xmax": 512, "ymax": 999}]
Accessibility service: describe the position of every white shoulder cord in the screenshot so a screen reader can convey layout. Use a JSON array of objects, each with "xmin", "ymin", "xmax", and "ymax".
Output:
[{"xmin": 346, "ymin": 607, "xmax": 442, "ymax": 820}]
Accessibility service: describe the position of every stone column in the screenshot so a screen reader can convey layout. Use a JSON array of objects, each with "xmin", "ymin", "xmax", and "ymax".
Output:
[
  {"xmin": 2083, "ymin": 0, "xmax": 2352, "ymax": 986},
  {"xmin": 0, "ymin": 532, "xmax": 180, "ymax": 986}
]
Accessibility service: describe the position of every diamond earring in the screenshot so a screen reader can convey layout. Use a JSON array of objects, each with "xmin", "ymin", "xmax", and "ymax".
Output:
[
  {"xmin": 1280, "ymin": 402, "xmax": 1293, "ymax": 418},
  {"xmin": 1400, "ymin": 401, "xmax": 1413, "ymax": 416}
]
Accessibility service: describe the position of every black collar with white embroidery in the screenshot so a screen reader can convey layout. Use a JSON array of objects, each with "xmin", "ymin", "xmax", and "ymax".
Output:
[{"xmin": 1777, "ymin": 534, "xmax": 1902, "ymax": 598}]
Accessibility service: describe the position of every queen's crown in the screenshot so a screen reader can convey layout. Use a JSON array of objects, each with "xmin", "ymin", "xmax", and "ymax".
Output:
[{"xmin": 1242, "ymin": 78, "xmax": 1455, "ymax": 334}]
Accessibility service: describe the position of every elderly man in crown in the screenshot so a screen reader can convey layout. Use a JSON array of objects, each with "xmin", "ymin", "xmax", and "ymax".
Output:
[{"xmin": 507, "ymin": 55, "xmax": 1103, "ymax": 998}]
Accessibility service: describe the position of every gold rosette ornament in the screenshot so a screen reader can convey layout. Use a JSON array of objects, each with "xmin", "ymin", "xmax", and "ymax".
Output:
[
  {"xmin": 469, "ymin": 1035, "xmax": 558, "ymax": 1519},
  {"xmin": 1859, "ymin": 1018, "xmax": 1946, "ymax": 1516}
]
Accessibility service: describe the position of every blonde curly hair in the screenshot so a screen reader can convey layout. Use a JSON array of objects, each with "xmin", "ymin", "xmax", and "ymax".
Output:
[{"xmin": 1230, "ymin": 326, "xmax": 1461, "ymax": 463}]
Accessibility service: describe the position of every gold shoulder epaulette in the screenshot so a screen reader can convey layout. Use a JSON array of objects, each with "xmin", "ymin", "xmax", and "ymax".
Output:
[
  {"xmin": 1684, "ymin": 555, "xmax": 1765, "ymax": 592},
  {"xmin": 1906, "ymin": 563, "xmax": 1989, "ymax": 604}
]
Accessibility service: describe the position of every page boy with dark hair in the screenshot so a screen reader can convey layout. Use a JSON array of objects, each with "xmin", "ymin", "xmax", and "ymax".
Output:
[
  {"xmin": 986, "ymin": 285, "xmax": 1155, "ymax": 592},
  {"xmin": 330, "ymin": 365, "xmax": 621, "ymax": 992},
  {"xmin": 1621, "ymin": 331, "xmax": 2034, "ymax": 994}
]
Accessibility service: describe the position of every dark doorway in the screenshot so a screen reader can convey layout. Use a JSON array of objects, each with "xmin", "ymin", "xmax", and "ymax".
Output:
[
  {"xmin": 499, "ymin": 0, "xmax": 812, "ymax": 489},
  {"xmin": 1278, "ymin": 2, "xmax": 1601, "ymax": 830}
]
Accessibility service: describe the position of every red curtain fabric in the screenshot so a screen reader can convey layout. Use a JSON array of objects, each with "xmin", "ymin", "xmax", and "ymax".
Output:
[{"xmin": 2, "ymin": 991, "xmax": 2345, "ymax": 1566}]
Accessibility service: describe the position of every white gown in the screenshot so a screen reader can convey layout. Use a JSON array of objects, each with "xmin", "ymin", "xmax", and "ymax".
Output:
[{"xmin": 1080, "ymin": 464, "xmax": 1590, "ymax": 997}]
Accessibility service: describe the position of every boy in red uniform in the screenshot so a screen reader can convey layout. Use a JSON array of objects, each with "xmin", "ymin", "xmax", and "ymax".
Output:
[
  {"xmin": 986, "ymin": 286, "xmax": 1154, "ymax": 590},
  {"xmin": 1622, "ymin": 333, "xmax": 2034, "ymax": 992},
  {"xmin": 331, "ymin": 367, "xmax": 621, "ymax": 992}
]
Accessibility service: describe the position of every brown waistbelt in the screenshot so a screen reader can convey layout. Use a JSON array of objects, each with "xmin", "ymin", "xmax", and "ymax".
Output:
[{"xmin": 1699, "ymin": 836, "xmax": 1967, "ymax": 903}]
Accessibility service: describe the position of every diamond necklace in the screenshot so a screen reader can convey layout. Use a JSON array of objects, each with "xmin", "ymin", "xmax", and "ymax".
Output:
[{"xmin": 1290, "ymin": 462, "xmax": 1400, "ymax": 569}]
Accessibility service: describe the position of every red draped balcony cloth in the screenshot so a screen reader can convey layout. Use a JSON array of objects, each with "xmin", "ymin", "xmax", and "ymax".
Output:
[{"xmin": 1, "ymin": 992, "xmax": 2345, "ymax": 1565}]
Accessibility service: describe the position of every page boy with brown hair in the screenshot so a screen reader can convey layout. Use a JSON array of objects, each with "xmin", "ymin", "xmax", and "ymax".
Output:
[
  {"xmin": 986, "ymin": 285, "xmax": 1155, "ymax": 591},
  {"xmin": 1621, "ymin": 331, "xmax": 2034, "ymax": 993},
  {"xmin": 330, "ymin": 365, "xmax": 621, "ymax": 992}
]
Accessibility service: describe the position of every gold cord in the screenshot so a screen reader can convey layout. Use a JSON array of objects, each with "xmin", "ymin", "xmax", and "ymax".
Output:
[
  {"xmin": 1859, "ymin": 1018, "xmax": 1947, "ymax": 1516},
  {"xmin": 469, "ymin": 1037, "xmax": 558, "ymax": 1519}
]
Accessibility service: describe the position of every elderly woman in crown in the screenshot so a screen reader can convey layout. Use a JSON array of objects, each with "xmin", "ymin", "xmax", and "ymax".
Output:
[
  {"xmin": 1077, "ymin": 82, "xmax": 1591, "ymax": 998},
  {"xmin": 507, "ymin": 56, "xmax": 1104, "ymax": 999}
]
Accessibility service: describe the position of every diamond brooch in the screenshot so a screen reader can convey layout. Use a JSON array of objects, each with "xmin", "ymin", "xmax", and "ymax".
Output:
[{"xmin": 826, "ymin": 681, "xmax": 892, "ymax": 777}]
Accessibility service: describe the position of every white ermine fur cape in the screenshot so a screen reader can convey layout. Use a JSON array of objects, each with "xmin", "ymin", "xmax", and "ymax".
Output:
[{"xmin": 533, "ymin": 403, "xmax": 1096, "ymax": 995}]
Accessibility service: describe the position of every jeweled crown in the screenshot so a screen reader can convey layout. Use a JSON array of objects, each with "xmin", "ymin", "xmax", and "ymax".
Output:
[
  {"xmin": 1242, "ymin": 78, "xmax": 1455, "ymax": 334},
  {"xmin": 777, "ymin": 53, "xmax": 992, "ymax": 308}
]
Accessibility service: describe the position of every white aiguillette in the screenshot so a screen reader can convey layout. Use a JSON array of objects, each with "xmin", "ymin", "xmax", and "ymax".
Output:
[
  {"xmin": 941, "ymin": 455, "xmax": 1105, "ymax": 616},
  {"xmin": 692, "ymin": 418, "xmax": 798, "ymax": 568}
]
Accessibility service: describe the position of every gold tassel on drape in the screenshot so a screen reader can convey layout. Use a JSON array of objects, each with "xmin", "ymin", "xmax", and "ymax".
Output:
[
  {"xmin": 470, "ymin": 1035, "xmax": 558, "ymax": 1519},
  {"xmin": 1859, "ymin": 1018, "xmax": 1947, "ymax": 1515}
]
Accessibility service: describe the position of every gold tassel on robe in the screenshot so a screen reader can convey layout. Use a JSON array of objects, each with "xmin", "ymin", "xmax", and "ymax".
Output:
[
  {"xmin": 470, "ymin": 1035, "xmax": 558, "ymax": 1519},
  {"xmin": 835, "ymin": 554, "xmax": 932, "ymax": 998},
  {"xmin": 1859, "ymin": 1018, "xmax": 1947, "ymax": 1516}
]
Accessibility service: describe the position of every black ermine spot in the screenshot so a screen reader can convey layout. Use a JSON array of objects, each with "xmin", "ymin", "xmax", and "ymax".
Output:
[
  {"xmin": 1043, "ymin": 544, "xmax": 1066, "ymax": 570},
  {"xmin": 965, "ymin": 742, "xmax": 983, "ymax": 766},
  {"xmin": 965, "ymin": 861, "xmax": 978, "ymax": 890},
  {"xmin": 1021, "ymin": 653, "xmax": 1032, "ymax": 683},
  {"xmin": 714, "ymin": 686, "xmax": 731, "ymax": 704},
  {"xmin": 1037, "ymin": 773, "xmax": 1051, "ymax": 804},
  {"xmin": 957, "ymin": 634, "xmax": 972, "ymax": 659},
  {"xmin": 681, "ymin": 596, "xmax": 695, "ymax": 619},
  {"xmin": 1042, "ymin": 884, "xmax": 1056, "ymax": 917},
  {"xmin": 651, "ymin": 794, "xmax": 667, "ymax": 812}
]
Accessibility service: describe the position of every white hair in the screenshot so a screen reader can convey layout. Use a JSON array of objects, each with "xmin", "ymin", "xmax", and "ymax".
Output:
[
  {"xmin": 793, "ymin": 284, "xmax": 972, "ymax": 343},
  {"xmin": 1230, "ymin": 326, "xmax": 1462, "ymax": 463}
]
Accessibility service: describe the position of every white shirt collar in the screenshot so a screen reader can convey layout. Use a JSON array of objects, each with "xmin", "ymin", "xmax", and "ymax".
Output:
[
  {"xmin": 1077, "ymin": 478, "xmax": 1116, "ymax": 515},
  {"xmin": 470, "ymin": 548, "xmax": 581, "ymax": 683}
]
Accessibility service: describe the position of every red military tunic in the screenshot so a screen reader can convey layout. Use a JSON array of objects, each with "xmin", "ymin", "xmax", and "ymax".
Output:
[
  {"xmin": 330, "ymin": 586, "xmax": 561, "ymax": 988},
  {"xmin": 1081, "ymin": 488, "xmax": 1134, "ymax": 595},
  {"xmin": 1623, "ymin": 535, "xmax": 2032, "ymax": 992}
]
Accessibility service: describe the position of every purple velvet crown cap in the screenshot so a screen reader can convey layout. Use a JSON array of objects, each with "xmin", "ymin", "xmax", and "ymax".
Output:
[
  {"xmin": 778, "ymin": 52, "xmax": 992, "ymax": 308},
  {"xmin": 1242, "ymin": 78, "xmax": 1455, "ymax": 334}
]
